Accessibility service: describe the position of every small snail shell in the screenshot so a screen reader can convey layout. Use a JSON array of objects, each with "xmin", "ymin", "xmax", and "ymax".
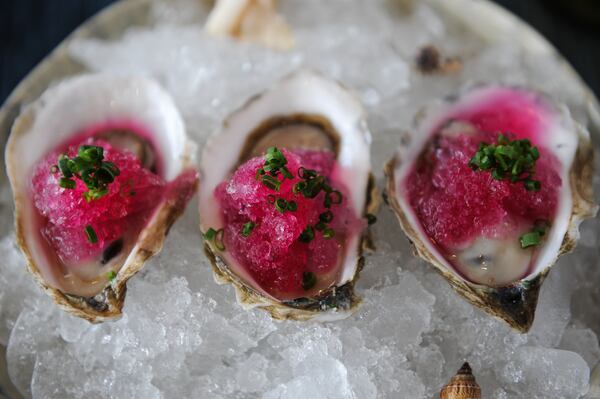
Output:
[{"xmin": 440, "ymin": 362, "xmax": 482, "ymax": 399}]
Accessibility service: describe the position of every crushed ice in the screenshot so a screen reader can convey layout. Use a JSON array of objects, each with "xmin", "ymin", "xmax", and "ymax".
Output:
[{"xmin": 0, "ymin": 0, "xmax": 598, "ymax": 398}]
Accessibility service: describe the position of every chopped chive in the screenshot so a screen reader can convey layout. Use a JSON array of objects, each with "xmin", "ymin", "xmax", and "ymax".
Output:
[
  {"xmin": 95, "ymin": 167, "xmax": 115, "ymax": 184},
  {"xmin": 241, "ymin": 222, "xmax": 255, "ymax": 237},
  {"xmin": 366, "ymin": 213, "xmax": 377, "ymax": 225},
  {"xmin": 287, "ymin": 200, "xmax": 298, "ymax": 212},
  {"xmin": 298, "ymin": 167, "xmax": 317, "ymax": 180},
  {"xmin": 85, "ymin": 225, "xmax": 98, "ymax": 244},
  {"xmin": 267, "ymin": 194, "xmax": 277, "ymax": 204},
  {"xmin": 302, "ymin": 176, "xmax": 325, "ymax": 199},
  {"xmin": 255, "ymin": 168, "xmax": 266, "ymax": 180},
  {"xmin": 470, "ymin": 134, "xmax": 542, "ymax": 190},
  {"xmin": 204, "ymin": 228, "xmax": 217, "ymax": 241},
  {"xmin": 524, "ymin": 179, "xmax": 541, "ymax": 191},
  {"xmin": 261, "ymin": 175, "xmax": 281, "ymax": 191},
  {"xmin": 323, "ymin": 228, "xmax": 335, "ymax": 239},
  {"xmin": 520, "ymin": 231, "xmax": 541, "ymax": 248},
  {"xmin": 299, "ymin": 225, "xmax": 315, "ymax": 243},
  {"xmin": 319, "ymin": 211, "xmax": 334, "ymax": 223},
  {"xmin": 315, "ymin": 221, "xmax": 327, "ymax": 231},
  {"xmin": 107, "ymin": 270, "xmax": 117, "ymax": 282},
  {"xmin": 58, "ymin": 156, "xmax": 73, "ymax": 178},
  {"xmin": 78, "ymin": 145, "xmax": 104, "ymax": 163},
  {"xmin": 59, "ymin": 177, "xmax": 76, "ymax": 189},
  {"xmin": 293, "ymin": 181, "xmax": 307, "ymax": 194},
  {"xmin": 102, "ymin": 161, "xmax": 120, "ymax": 177},
  {"xmin": 302, "ymin": 271, "xmax": 317, "ymax": 290},
  {"xmin": 275, "ymin": 198, "xmax": 288, "ymax": 213},
  {"xmin": 55, "ymin": 145, "xmax": 119, "ymax": 201},
  {"xmin": 281, "ymin": 166, "xmax": 294, "ymax": 180}
]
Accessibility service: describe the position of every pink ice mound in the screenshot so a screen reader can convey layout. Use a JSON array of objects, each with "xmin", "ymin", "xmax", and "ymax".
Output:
[
  {"xmin": 216, "ymin": 149, "xmax": 364, "ymax": 299},
  {"xmin": 406, "ymin": 132, "xmax": 561, "ymax": 250},
  {"xmin": 32, "ymin": 138, "xmax": 165, "ymax": 264}
]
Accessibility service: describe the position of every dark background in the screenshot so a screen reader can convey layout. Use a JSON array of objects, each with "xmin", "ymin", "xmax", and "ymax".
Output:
[{"xmin": 1, "ymin": 0, "xmax": 599, "ymax": 104}]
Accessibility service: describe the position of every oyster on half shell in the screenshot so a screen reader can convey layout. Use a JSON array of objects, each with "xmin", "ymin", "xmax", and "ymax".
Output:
[
  {"xmin": 385, "ymin": 84, "xmax": 597, "ymax": 332},
  {"xmin": 199, "ymin": 71, "xmax": 377, "ymax": 321},
  {"xmin": 5, "ymin": 74, "xmax": 198, "ymax": 322}
]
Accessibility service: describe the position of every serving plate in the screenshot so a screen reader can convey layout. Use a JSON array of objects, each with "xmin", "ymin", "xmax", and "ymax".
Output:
[{"xmin": 0, "ymin": 0, "xmax": 598, "ymax": 397}]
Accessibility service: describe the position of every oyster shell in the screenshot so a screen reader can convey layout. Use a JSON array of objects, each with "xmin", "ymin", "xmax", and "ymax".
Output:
[
  {"xmin": 205, "ymin": 0, "xmax": 294, "ymax": 50},
  {"xmin": 199, "ymin": 71, "xmax": 377, "ymax": 321},
  {"xmin": 385, "ymin": 84, "xmax": 597, "ymax": 332},
  {"xmin": 5, "ymin": 74, "xmax": 198, "ymax": 323}
]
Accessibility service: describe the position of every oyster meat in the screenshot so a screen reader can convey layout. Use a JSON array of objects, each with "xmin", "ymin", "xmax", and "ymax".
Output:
[
  {"xmin": 385, "ymin": 84, "xmax": 597, "ymax": 332},
  {"xmin": 6, "ymin": 74, "xmax": 198, "ymax": 322},
  {"xmin": 199, "ymin": 71, "xmax": 376, "ymax": 321}
]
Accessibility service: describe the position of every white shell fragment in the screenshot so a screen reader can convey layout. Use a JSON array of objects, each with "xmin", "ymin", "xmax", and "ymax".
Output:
[
  {"xmin": 199, "ymin": 70, "xmax": 376, "ymax": 321},
  {"xmin": 5, "ymin": 74, "xmax": 198, "ymax": 322},
  {"xmin": 205, "ymin": 0, "xmax": 295, "ymax": 50}
]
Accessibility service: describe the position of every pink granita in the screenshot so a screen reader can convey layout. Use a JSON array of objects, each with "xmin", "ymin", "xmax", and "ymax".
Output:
[
  {"xmin": 215, "ymin": 148, "xmax": 364, "ymax": 299},
  {"xmin": 405, "ymin": 130, "xmax": 561, "ymax": 251},
  {"xmin": 31, "ymin": 138, "xmax": 165, "ymax": 264}
]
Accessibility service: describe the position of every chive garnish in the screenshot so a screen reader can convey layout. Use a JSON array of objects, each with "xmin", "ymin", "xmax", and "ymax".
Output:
[
  {"xmin": 323, "ymin": 228, "xmax": 335, "ymax": 239},
  {"xmin": 107, "ymin": 270, "xmax": 117, "ymax": 282},
  {"xmin": 254, "ymin": 148, "xmax": 345, "ymax": 244},
  {"xmin": 524, "ymin": 179, "xmax": 541, "ymax": 192},
  {"xmin": 469, "ymin": 134, "xmax": 541, "ymax": 191},
  {"xmin": 366, "ymin": 213, "xmax": 377, "ymax": 225},
  {"xmin": 241, "ymin": 222, "xmax": 255, "ymax": 237},
  {"xmin": 204, "ymin": 228, "xmax": 217, "ymax": 241},
  {"xmin": 275, "ymin": 198, "xmax": 288, "ymax": 213},
  {"xmin": 261, "ymin": 175, "xmax": 281, "ymax": 191},
  {"xmin": 281, "ymin": 167, "xmax": 294, "ymax": 180},
  {"xmin": 299, "ymin": 225, "xmax": 315, "ymax": 243},
  {"xmin": 287, "ymin": 200, "xmax": 297, "ymax": 212},
  {"xmin": 55, "ymin": 145, "xmax": 121, "ymax": 201},
  {"xmin": 85, "ymin": 225, "xmax": 98, "ymax": 244},
  {"xmin": 298, "ymin": 167, "xmax": 317, "ymax": 180},
  {"xmin": 302, "ymin": 271, "xmax": 317, "ymax": 290},
  {"xmin": 293, "ymin": 181, "xmax": 307, "ymax": 194},
  {"xmin": 520, "ymin": 232, "xmax": 541, "ymax": 248},
  {"xmin": 59, "ymin": 177, "xmax": 76, "ymax": 189},
  {"xmin": 319, "ymin": 211, "xmax": 334, "ymax": 223},
  {"xmin": 257, "ymin": 147, "xmax": 295, "ymax": 190},
  {"xmin": 519, "ymin": 220, "xmax": 550, "ymax": 249}
]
